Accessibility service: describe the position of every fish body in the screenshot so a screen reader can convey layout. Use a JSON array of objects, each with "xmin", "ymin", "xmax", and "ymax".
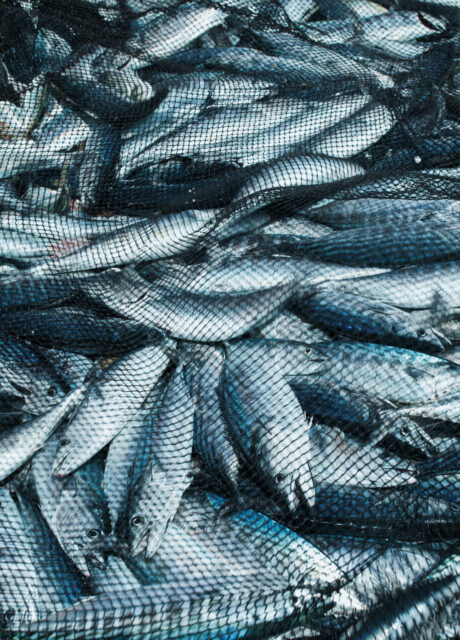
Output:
[
  {"xmin": 222, "ymin": 347, "xmax": 315, "ymax": 510},
  {"xmin": 53, "ymin": 344, "xmax": 170, "ymax": 476},
  {"xmin": 128, "ymin": 365, "xmax": 195, "ymax": 558}
]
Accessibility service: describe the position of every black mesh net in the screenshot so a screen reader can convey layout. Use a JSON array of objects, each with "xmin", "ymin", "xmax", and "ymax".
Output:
[{"xmin": 0, "ymin": 0, "xmax": 459, "ymax": 638}]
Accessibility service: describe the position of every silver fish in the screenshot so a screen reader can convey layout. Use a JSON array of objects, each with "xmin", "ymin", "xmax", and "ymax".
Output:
[
  {"xmin": 53, "ymin": 344, "xmax": 170, "ymax": 477},
  {"xmin": 222, "ymin": 350, "xmax": 315, "ymax": 510},
  {"xmin": 128, "ymin": 365, "xmax": 194, "ymax": 558}
]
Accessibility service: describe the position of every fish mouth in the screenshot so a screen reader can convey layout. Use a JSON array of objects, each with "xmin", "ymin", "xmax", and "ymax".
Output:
[
  {"xmin": 431, "ymin": 327, "xmax": 452, "ymax": 350},
  {"xmin": 130, "ymin": 529, "xmax": 150, "ymax": 557},
  {"xmin": 295, "ymin": 464, "xmax": 316, "ymax": 511},
  {"xmin": 86, "ymin": 551, "xmax": 106, "ymax": 571}
]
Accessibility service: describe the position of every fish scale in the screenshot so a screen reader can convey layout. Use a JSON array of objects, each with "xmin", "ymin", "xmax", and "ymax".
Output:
[{"xmin": 0, "ymin": 0, "xmax": 459, "ymax": 638}]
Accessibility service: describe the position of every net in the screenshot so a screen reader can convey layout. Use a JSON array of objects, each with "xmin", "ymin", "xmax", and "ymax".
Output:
[{"xmin": 0, "ymin": 0, "xmax": 459, "ymax": 638}]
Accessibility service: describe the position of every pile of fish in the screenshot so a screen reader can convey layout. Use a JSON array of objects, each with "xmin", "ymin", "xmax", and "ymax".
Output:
[{"xmin": 0, "ymin": 0, "xmax": 459, "ymax": 638}]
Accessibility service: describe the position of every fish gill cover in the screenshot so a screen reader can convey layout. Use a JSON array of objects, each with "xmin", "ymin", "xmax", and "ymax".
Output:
[{"xmin": 0, "ymin": 0, "xmax": 459, "ymax": 638}]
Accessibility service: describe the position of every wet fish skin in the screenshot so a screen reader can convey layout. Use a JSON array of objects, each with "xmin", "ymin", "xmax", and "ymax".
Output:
[
  {"xmin": 103, "ymin": 385, "xmax": 161, "ymax": 531},
  {"xmin": 29, "ymin": 209, "xmax": 217, "ymax": 275},
  {"xmin": 307, "ymin": 421, "xmax": 417, "ymax": 489},
  {"xmin": 289, "ymin": 379, "xmax": 381, "ymax": 437},
  {"xmin": 233, "ymin": 154, "xmax": 365, "ymax": 209},
  {"xmin": 16, "ymin": 494, "xmax": 85, "ymax": 611},
  {"xmin": 49, "ymin": 66, "xmax": 162, "ymax": 123},
  {"xmin": 302, "ymin": 198, "xmax": 460, "ymax": 230},
  {"xmin": 0, "ymin": 332, "xmax": 68, "ymax": 415},
  {"xmin": 145, "ymin": 255, "xmax": 302, "ymax": 295},
  {"xmin": 289, "ymin": 339, "xmax": 460, "ymax": 405},
  {"xmin": 308, "ymin": 533, "xmax": 446, "ymax": 608},
  {"xmin": 88, "ymin": 555, "xmax": 141, "ymax": 595},
  {"xmin": 0, "ymin": 485, "xmax": 43, "ymax": 624},
  {"xmin": 125, "ymin": 94, "xmax": 372, "ymax": 172},
  {"xmin": 299, "ymin": 289, "xmax": 449, "ymax": 351},
  {"xmin": 258, "ymin": 311, "xmax": 331, "ymax": 344},
  {"xmin": 126, "ymin": 4, "xmax": 227, "ymax": 61},
  {"xmin": 0, "ymin": 138, "xmax": 69, "ymax": 180},
  {"xmin": 128, "ymin": 519, "xmax": 267, "ymax": 591},
  {"xmin": 302, "ymin": 484, "xmax": 460, "ymax": 538},
  {"xmin": 52, "ymin": 344, "xmax": 170, "ymax": 477},
  {"xmin": 0, "ymin": 307, "xmax": 151, "ymax": 355},
  {"xmin": 203, "ymin": 45, "xmax": 393, "ymax": 91},
  {"xmin": 128, "ymin": 365, "xmax": 194, "ymax": 558},
  {"xmin": 32, "ymin": 438, "xmax": 113, "ymax": 579},
  {"xmin": 300, "ymin": 223, "xmax": 460, "ymax": 268},
  {"xmin": 221, "ymin": 348, "xmax": 315, "ymax": 510},
  {"xmin": 81, "ymin": 267, "xmax": 296, "ymax": 342},
  {"xmin": 172, "ymin": 489, "xmax": 365, "ymax": 612},
  {"xmin": 338, "ymin": 566, "xmax": 460, "ymax": 639},
  {"xmin": 10, "ymin": 582, "xmax": 330, "ymax": 640},
  {"xmin": 0, "ymin": 385, "xmax": 86, "ymax": 482},
  {"xmin": 77, "ymin": 123, "xmax": 120, "ymax": 211},
  {"xmin": 51, "ymin": 475, "xmax": 113, "ymax": 578},
  {"xmin": 330, "ymin": 261, "xmax": 460, "ymax": 310},
  {"xmin": 182, "ymin": 344, "xmax": 240, "ymax": 488},
  {"xmin": 0, "ymin": 270, "xmax": 101, "ymax": 311}
]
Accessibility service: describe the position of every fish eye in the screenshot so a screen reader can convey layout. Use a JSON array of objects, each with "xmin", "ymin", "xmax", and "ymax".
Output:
[
  {"xmin": 4, "ymin": 609, "xmax": 14, "ymax": 621},
  {"xmin": 400, "ymin": 427, "xmax": 410, "ymax": 436},
  {"xmin": 275, "ymin": 473, "xmax": 286, "ymax": 483},
  {"xmin": 47, "ymin": 386, "xmax": 57, "ymax": 397},
  {"xmin": 417, "ymin": 328, "xmax": 427, "ymax": 337},
  {"xmin": 131, "ymin": 515, "xmax": 144, "ymax": 527},
  {"xmin": 86, "ymin": 528, "xmax": 100, "ymax": 539},
  {"xmin": 59, "ymin": 438, "xmax": 70, "ymax": 447}
]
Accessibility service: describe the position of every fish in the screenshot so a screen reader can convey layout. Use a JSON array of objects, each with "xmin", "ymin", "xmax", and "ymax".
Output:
[
  {"xmin": 0, "ymin": 332, "xmax": 68, "ymax": 415},
  {"xmin": 0, "ymin": 385, "xmax": 86, "ymax": 482},
  {"xmin": 338, "ymin": 560, "xmax": 460, "ymax": 639},
  {"xmin": 53, "ymin": 344, "xmax": 170, "ymax": 477},
  {"xmin": 0, "ymin": 485, "xmax": 43, "ymax": 625},
  {"xmin": 0, "ymin": 0, "xmax": 459, "ymax": 636},
  {"xmin": 81, "ymin": 267, "xmax": 296, "ymax": 342},
  {"xmin": 0, "ymin": 306, "xmax": 152, "ymax": 355},
  {"xmin": 9, "ymin": 581, "xmax": 331, "ymax": 640},
  {"xmin": 32, "ymin": 437, "xmax": 114, "ymax": 578},
  {"xmin": 103, "ymin": 385, "xmax": 161, "ymax": 531},
  {"xmin": 330, "ymin": 261, "xmax": 460, "ymax": 310},
  {"xmin": 291, "ymin": 339, "xmax": 460, "ymax": 405},
  {"xmin": 297, "ymin": 289, "xmax": 449, "ymax": 351},
  {"xmin": 297, "ymin": 223, "xmax": 460, "ymax": 267},
  {"xmin": 126, "ymin": 4, "xmax": 227, "ymax": 61},
  {"xmin": 128, "ymin": 365, "xmax": 194, "ymax": 558},
  {"xmin": 168, "ymin": 489, "xmax": 365, "ymax": 614},
  {"xmin": 301, "ymin": 198, "xmax": 460, "ymax": 230},
  {"xmin": 182, "ymin": 344, "xmax": 240, "ymax": 489},
  {"xmin": 29, "ymin": 209, "xmax": 217, "ymax": 274},
  {"xmin": 221, "ymin": 344, "xmax": 315, "ymax": 510},
  {"xmin": 16, "ymin": 494, "xmax": 84, "ymax": 610},
  {"xmin": 0, "ymin": 138, "xmax": 69, "ymax": 180}
]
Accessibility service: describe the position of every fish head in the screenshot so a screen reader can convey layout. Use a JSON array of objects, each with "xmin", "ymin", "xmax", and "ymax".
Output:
[
  {"xmin": 262, "ymin": 429, "xmax": 315, "ymax": 512},
  {"xmin": 384, "ymin": 414, "xmax": 438, "ymax": 459},
  {"xmin": 404, "ymin": 323, "xmax": 451, "ymax": 352},
  {"xmin": 52, "ymin": 478, "xmax": 111, "ymax": 578},
  {"xmin": 127, "ymin": 473, "xmax": 161, "ymax": 557},
  {"xmin": 128, "ymin": 472, "xmax": 178, "ymax": 558}
]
